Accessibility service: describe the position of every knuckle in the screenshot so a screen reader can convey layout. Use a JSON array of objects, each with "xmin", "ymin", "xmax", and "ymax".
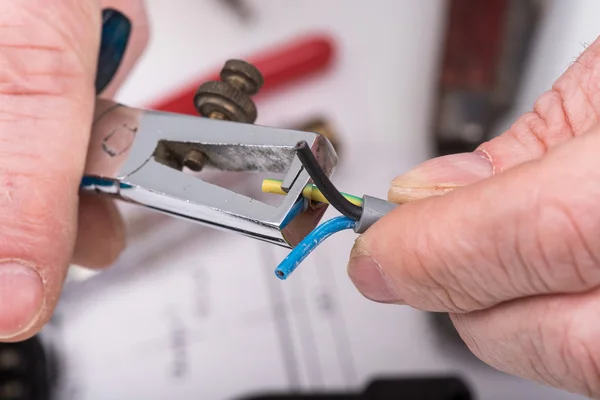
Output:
[
  {"xmin": 531, "ymin": 89, "xmax": 574, "ymax": 147},
  {"xmin": 479, "ymin": 37, "xmax": 600, "ymax": 169},
  {"xmin": 543, "ymin": 38, "xmax": 600, "ymax": 141},
  {"xmin": 501, "ymin": 86, "xmax": 573, "ymax": 158},
  {"xmin": 555, "ymin": 45, "xmax": 600, "ymax": 134},
  {"xmin": 508, "ymin": 110, "xmax": 551, "ymax": 153},
  {"xmin": 502, "ymin": 51, "xmax": 600, "ymax": 155}
]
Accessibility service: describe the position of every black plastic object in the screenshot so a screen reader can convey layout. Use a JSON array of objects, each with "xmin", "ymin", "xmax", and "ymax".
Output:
[
  {"xmin": 294, "ymin": 141, "xmax": 363, "ymax": 221},
  {"xmin": 95, "ymin": 8, "xmax": 131, "ymax": 95},
  {"xmin": 242, "ymin": 377, "xmax": 473, "ymax": 400},
  {"xmin": 0, "ymin": 336, "xmax": 51, "ymax": 400}
]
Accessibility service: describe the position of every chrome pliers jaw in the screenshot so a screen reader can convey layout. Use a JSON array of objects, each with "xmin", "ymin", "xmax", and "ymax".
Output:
[{"xmin": 82, "ymin": 99, "xmax": 338, "ymax": 248}]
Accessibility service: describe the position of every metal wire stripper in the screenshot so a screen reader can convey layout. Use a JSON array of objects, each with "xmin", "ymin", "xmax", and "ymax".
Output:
[{"xmin": 81, "ymin": 98, "xmax": 338, "ymax": 249}]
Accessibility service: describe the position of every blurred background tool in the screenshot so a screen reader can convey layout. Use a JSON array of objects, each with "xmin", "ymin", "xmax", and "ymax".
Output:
[
  {"xmin": 243, "ymin": 377, "xmax": 473, "ymax": 399},
  {"xmin": 149, "ymin": 34, "xmax": 336, "ymax": 115},
  {"xmin": 432, "ymin": 0, "xmax": 543, "ymax": 156},
  {"xmin": 0, "ymin": 337, "xmax": 50, "ymax": 400},
  {"xmin": 429, "ymin": 0, "xmax": 544, "ymax": 347},
  {"xmin": 218, "ymin": 0, "xmax": 255, "ymax": 24},
  {"xmin": 293, "ymin": 117, "xmax": 342, "ymax": 154}
]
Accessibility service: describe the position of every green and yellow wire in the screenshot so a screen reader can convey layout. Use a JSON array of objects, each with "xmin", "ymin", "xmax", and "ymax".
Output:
[{"xmin": 262, "ymin": 178, "xmax": 363, "ymax": 206}]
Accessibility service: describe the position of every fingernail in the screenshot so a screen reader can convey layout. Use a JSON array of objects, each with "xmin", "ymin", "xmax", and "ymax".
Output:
[
  {"xmin": 0, "ymin": 262, "xmax": 44, "ymax": 339},
  {"xmin": 389, "ymin": 151, "xmax": 493, "ymax": 203},
  {"xmin": 96, "ymin": 9, "xmax": 132, "ymax": 94},
  {"xmin": 348, "ymin": 255, "xmax": 401, "ymax": 303}
]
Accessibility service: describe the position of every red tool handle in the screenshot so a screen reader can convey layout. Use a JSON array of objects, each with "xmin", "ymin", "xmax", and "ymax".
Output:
[{"xmin": 148, "ymin": 34, "xmax": 336, "ymax": 115}]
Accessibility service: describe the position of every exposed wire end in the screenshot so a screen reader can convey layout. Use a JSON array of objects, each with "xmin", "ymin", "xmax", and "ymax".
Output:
[
  {"xmin": 261, "ymin": 178, "xmax": 363, "ymax": 206},
  {"xmin": 274, "ymin": 215, "xmax": 356, "ymax": 280},
  {"xmin": 294, "ymin": 141, "xmax": 363, "ymax": 220}
]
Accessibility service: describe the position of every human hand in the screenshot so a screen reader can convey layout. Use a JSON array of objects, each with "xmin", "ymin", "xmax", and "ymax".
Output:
[
  {"xmin": 0, "ymin": 0, "xmax": 147, "ymax": 342},
  {"xmin": 348, "ymin": 37, "xmax": 600, "ymax": 397}
]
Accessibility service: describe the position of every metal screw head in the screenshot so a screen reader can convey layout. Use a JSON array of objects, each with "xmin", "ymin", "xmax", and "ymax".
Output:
[
  {"xmin": 194, "ymin": 80, "xmax": 257, "ymax": 123},
  {"xmin": 190, "ymin": 58, "xmax": 264, "ymax": 172},
  {"xmin": 220, "ymin": 59, "xmax": 264, "ymax": 95}
]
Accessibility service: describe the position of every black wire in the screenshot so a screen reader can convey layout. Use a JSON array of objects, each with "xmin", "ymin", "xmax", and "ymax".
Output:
[{"xmin": 294, "ymin": 141, "xmax": 363, "ymax": 220}]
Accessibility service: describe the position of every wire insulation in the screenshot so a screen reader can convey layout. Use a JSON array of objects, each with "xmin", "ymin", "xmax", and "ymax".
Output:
[
  {"xmin": 262, "ymin": 178, "xmax": 363, "ymax": 206},
  {"xmin": 294, "ymin": 141, "xmax": 363, "ymax": 220},
  {"xmin": 274, "ymin": 215, "xmax": 356, "ymax": 280}
]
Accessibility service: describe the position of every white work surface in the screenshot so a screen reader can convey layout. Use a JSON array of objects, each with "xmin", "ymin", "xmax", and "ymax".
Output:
[{"xmin": 49, "ymin": 1, "xmax": 600, "ymax": 399}]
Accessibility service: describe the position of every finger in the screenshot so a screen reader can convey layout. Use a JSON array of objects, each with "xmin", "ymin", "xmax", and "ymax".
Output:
[
  {"xmin": 0, "ymin": 0, "xmax": 100, "ymax": 341},
  {"xmin": 348, "ymin": 124, "xmax": 600, "ymax": 312},
  {"xmin": 450, "ymin": 287, "xmax": 600, "ymax": 398},
  {"xmin": 72, "ymin": 194, "xmax": 125, "ymax": 269},
  {"xmin": 73, "ymin": 0, "xmax": 148, "ymax": 267},
  {"xmin": 389, "ymin": 36, "xmax": 600, "ymax": 203}
]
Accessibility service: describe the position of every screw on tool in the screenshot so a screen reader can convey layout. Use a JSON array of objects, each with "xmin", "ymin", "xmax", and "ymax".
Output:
[
  {"xmin": 194, "ymin": 59, "xmax": 264, "ymax": 123},
  {"xmin": 187, "ymin": 60, "xmax": 264, "ymax": 171}
]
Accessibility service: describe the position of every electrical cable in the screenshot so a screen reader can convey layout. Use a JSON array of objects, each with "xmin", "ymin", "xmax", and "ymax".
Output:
[
  {"xmin": 261, "ymin": 178, "xmax": 363, "ymax": 206},
  {"xmin": 294, "ymin": 141, "xmax": 363, "ymax": 220},
  {"xmin": 274, "ymin": 215, "xmax": 356, "ymax": 280}
]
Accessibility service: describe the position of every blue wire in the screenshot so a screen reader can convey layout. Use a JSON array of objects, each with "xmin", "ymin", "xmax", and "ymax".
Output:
[{"xmin": 275, "ymin": 215, "xmax": 356, "ymax": 280}]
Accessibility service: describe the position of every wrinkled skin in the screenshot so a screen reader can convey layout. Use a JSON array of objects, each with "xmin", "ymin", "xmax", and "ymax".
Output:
[
  {"xmin": 0, "ymin": 0, "xmax": 147, "ymax": 341},
  {"xmin": 348, "ymin": 37, "xmax": 600, "ymax": 398}
]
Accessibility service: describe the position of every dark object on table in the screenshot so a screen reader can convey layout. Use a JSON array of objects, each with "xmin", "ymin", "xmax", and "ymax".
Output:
[
  {"xmin": 219, "ymin": 0, "xmax": 255, "ymax": 23},
  {"xmin": 243, "ymin": 376, "xmax": 473, "ymax": 400},
  {"xmin": 0, "ymin": 336, "xmax": 52, "ymax": 400}
]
